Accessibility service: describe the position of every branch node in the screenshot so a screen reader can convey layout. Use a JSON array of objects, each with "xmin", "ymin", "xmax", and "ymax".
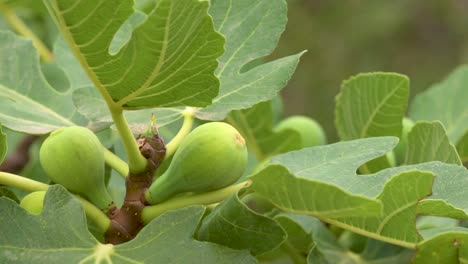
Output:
[{"xmin": 104, "ymin": 131, "xmax": 166, "ymax": 244}]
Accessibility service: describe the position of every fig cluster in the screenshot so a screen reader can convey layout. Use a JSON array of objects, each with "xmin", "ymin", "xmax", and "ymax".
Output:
[{"xmin": 37, "ymin": 123, "xmax": 249, "ymax": 211}]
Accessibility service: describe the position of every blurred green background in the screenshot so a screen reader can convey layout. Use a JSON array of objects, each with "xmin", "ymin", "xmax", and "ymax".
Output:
[
  {"xmin": 272, "ymin": 0, "xmax": 468, "ymax": 142},
  {"xmin": 2, "ymin": 0, "xmax": 467, "ymax": 143}
]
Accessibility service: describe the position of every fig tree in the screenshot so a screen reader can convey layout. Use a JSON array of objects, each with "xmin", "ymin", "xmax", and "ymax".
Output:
[
  {"xmin": 145, "ymin": 122, "xmax": 248, "ymax": 204},
  {"xmin": 20, "ymin": 191, "xmax": 46, "ymax": 215},
  {"xmin": 39, "ymin": 126, "xmax": 113, "ymax": 210},
  {"xmin": 274, "ymin": 115, "xmax": 327, "ymax": 148}
]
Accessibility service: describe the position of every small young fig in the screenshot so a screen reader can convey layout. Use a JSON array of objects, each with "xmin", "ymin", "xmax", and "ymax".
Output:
[
  {"xmin": 20, "ymin": 191, "xmax": 46, "ymax": 215},
  {"xmin": 39, "ymin": 126, "xmax": 113, "ymax": 210},
  {"xmin": 145, "ymin": 122, "xmax": 248, "ymax": 204},
  {"xmin": 274, "ymin": 115, "xmax": 327, "ymax": 149}
]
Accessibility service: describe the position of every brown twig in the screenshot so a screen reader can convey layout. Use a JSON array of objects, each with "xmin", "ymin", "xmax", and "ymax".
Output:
[
  {"xmin": 0, "ymin": 135, "xmax": 40, "ymax": 173},
  {"xmin": 104, "ymin": 132, "xmax": 166, "ymax": 244}
]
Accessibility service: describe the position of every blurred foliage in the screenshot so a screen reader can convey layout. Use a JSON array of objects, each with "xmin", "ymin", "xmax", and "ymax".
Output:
[{"xmin": 271, "ymin": 0, "xmax": 468, "ymax": 141}]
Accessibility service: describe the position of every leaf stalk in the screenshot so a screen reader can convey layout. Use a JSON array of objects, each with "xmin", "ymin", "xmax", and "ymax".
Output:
[
  {"xmin": 110, "ymin": 108, "xmax": 148, "ymax": 174},
  {"xmin": 141, "ymin": 180, "xmax": 251, "ymax": 224},
  {"xmin": 0, "ymin": 3, "xmax": 54, "ymax": 62},
  {"xmin": 0, "ymin": 171, "xmax": 48, "ymax": 192},
  {"xmin": 102, "ymin": 147, "xmax": 128, "ymax": 178},
  {"xmin": 164, "ymin": 107, "xmax": 195, "ymax": 158}
]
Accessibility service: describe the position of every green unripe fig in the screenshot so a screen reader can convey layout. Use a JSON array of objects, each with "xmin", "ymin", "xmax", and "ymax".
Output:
[
  {"xmin": 393, "ymin": 117, "xmax": 415, "ymax": 164},
  {"xmin": 20, "ymin": 191, "xmax": 46, "ymax": 215},
  {"xmin": 145, "ymin": 122, "xmax": 248, "ymax": 204},
  {"xmin": 274, "ymin": 115, "xmax": 327, "ymax": 149},
  {"xmin": 40, "ymin": 126, "xmax": 113, "ymax": 210}
]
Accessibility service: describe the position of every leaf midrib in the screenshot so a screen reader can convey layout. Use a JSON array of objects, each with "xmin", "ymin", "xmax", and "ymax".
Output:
[
  {"xmin": 44, "ymin": 0, "xmax": 122, "ymax": 110},
  {"xmin": 116, "ymin": 2, "xmax": 172, "ymax": 107},
  {"xmin": 359, "ymin": 78, "xmax": 406, "ymax": 138},
  {"xmin": 0, "ymin": 85, "xmax": 75, "ymax": 126}
]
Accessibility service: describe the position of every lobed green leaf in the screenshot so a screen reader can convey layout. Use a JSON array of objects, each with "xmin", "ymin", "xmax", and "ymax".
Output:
[
  {"xmin": 0, "ymin": 186, "xmax": 255, "ymax": 263},
  {"xmin": 0, "ymin": 32, "xmax": 83, "ymax": 134},
  {"xmin": 417, "ymin": 216, "xmax": 459, "ymax": 231},
  {"xmin": 115, "ymin": 206, "xmax": 256, "ymax": 263},
  {"xmin": 370, "ymin": 162, "xmax": 468, "ymax": 220},
  {"xmin": 0, "ymin": 185, "xmax": 99, "ymax": 263},
  {"xmin": 335, "ymin": 72, "xmax": 409, "ymax": 141},
  {"xmin": 249, "ymin": 136, "xmax": 468, "ymax": 247},
  {"xmin": 227, "ymin": 101, "xmax": 301, "ymax": 160},
  {"xmin": 414, "ymin": 227, "xmax": 468, "ymax": 264},
  {"xmin": 197, "ymin": 0, "xmax": 305, "ymax": 120},
  {"xmin": 335, "ymin": 72, "xmax": 410, "ymax": 173},
  {"xmin": 332, "ymin": 170, "xmax": 434, "ymax": 246},
  {"xmin": 198, "ymin": 190, "xmax": 287, "ymax": 256},
  {"xmin": 250, "ymin": 137, "xmax": 401, "ymax": 218},
  {"xmin": 272, "ymin": 214, "xmax": 414, "ymax": 264},
  {"xmin": 409, "ymin": 65, "xmax": 468, "ymax": 144},
  {"xmin": 405, "ymin": 121, "xmax": 462, "ymax": 166},
  {"xmin": 44, "ymin": 0, "xmax": 225, "ymax": 109},
  {"xmin": 274, "ymin": 214, "xmax": 317, "ymax": 254}
]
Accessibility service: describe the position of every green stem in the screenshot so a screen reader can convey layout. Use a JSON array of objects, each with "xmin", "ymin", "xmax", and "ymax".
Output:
[
  {"xmin": 165, "ymin": 107, "xmax": 194, "ymax": 158},
  {"xmin": 76, "ymin": 197, "xmax": 111, "ymax": 232},
  {"xmin": 102, "ymin": 146, "xmax": 128, "ymax": 178},
  {"xmin": 0, "ymin": 3, "xmax": 54, "ymax": 63},
  {"xmin": 110, "ymin": 107, "xmax": 147, "ymax": 174},
  {"xmin": 141, "ymin": 180, "xmax": 251, "ymax": 224},
  {"xmin": 0, "ymin": 171, "xmax": 48, "ymax": 192},
  {"xmin": 0, "ymin": 172, "xmax": 110, "ymax": 233}
]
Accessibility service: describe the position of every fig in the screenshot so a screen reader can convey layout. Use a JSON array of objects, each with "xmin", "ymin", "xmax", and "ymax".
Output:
[
  {"xmin": 393, "ymin": 117, "xmax": 415, "ymax": 164},
  {"xmin": 20, "ymin": 191, "xmax": 46, "ymax": 215},
  {"xmin": 274, "ymin": 115, "xmax": 327, "ymax": 148},
  {"xmin": 39, "ymin": 126, "xmax": 113, "ymax": 210},
  {"xmin": 145, "ymin": 122, "xmax": 248, "ymax": 204}
]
